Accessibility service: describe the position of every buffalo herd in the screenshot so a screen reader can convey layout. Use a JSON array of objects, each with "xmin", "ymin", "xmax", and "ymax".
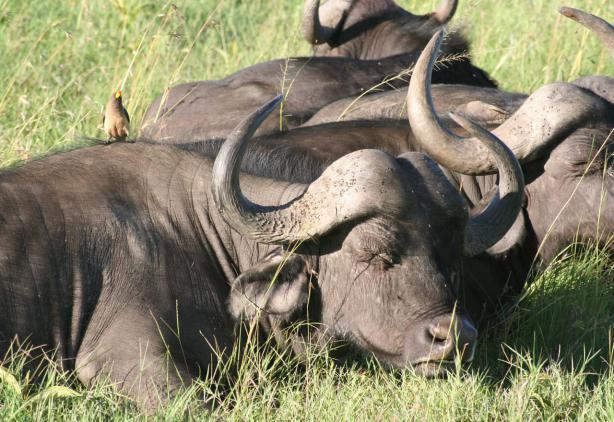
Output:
[{"xmin": 0, "ymin": 0, "xmax": 612, "ymax": 412}]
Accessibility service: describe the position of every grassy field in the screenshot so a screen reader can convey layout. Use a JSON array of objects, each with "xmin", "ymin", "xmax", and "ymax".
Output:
[{"xmin": 0, "ymin": 0, "xmax": 612, "ymax": 419}]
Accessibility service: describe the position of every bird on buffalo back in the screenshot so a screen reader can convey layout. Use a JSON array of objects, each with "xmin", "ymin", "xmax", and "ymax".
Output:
[{"xmin": 103, "ymin": 90, "xmax": 130, "ymax": 142}]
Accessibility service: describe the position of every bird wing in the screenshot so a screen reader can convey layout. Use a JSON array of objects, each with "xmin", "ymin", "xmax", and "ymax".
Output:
[{"xmin": 123, "ymin": 107, "xmax": 130, "ymax": 123}]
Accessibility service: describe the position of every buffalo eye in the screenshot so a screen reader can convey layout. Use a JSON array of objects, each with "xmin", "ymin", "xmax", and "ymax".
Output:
[
  {"xmin": 356, "ymin": 248, "xmax": 397, "ymax": 271},
  {"xmin": 377, "ymin": 252, "xmax": 396, "ymax": 268}
]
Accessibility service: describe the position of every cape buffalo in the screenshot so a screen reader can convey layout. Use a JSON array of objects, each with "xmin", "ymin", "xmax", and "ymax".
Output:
[
  {"xmin": 139, "ymin": 52, "xmax": 493, "ymax": 144},
  {"xmin": 256, "ymin": 21, "xmax": 614, "ymax": 267},
  {"xmin": 173, "ymin": 29, "xmax": 612, "ymax": 265},
  {"xmin": 0, "ymin": 94, "xmax": 523, "ymax": 410},
  {"xmin": 140, "ymin": 1, "xmax": 495, "ymax": 144}
]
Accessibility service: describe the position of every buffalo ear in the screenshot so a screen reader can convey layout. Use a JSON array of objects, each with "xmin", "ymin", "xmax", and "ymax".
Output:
[{"xmin": 229, "ymin": 250, "xmax": 313, "ymax": 320}]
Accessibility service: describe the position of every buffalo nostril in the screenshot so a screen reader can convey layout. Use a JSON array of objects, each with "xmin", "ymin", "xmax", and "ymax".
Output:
[
  {"xmin": 426, "ymin": 322, "xmax": 454, "ymax": 359},
  {"xmin": 425, "ymin": 317, "xmax": 477, "ymax": 362},
  {"xmin": 407, "ymin": 316, "xmax": 478, "ymax": 367},
  {"xmin": 428, "ymin": 323, "xmax": 453, "ymax": 343}
]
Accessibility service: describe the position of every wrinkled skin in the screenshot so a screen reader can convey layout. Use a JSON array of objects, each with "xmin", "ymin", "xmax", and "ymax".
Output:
[{"xmin": 0, "ymin": 141, "xmax": 488, "ymax": 410}]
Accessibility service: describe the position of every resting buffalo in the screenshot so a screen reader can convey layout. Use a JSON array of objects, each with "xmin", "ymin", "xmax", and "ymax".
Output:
[
  {"xmin": 140, "ymin": 0, "xmax": 495, "ymax": 144},
  {"xmin": 176, "ymin": 29, "xmax": 612, "ymax": 262},
  {"xmin": 0, "ymin": 87, "xmax": 523, "ymax": 412},
  {"xmin": 280, "ymin": 13, "xmax": 614, "ymax": 266},
  {"xmin": 301, "ymin": 3, "xmax": 610, "ymax": 128}
]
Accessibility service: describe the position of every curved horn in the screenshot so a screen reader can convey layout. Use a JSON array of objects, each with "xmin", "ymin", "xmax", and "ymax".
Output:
[
  {"xmin": 408, "ymin": 30, "xmax": 601, "ymax": 174},
  {"xmin": 431, "ymin": 0, "xmax": 458, "ymax": 24},
  {"xmin": 212, "ymin": 97, "xmax": 402, "ymax": 244},
  {"xmin": 449, "ymin": 113, "xmax": 525, "ymax": 256},
  {"xmin": 301, "ymin": 0, "xmax": 353, "ymax": 45},
  {"xmin": 407, "ymin": 30, "xmax": 496, "ymax": 174},
  {"xmin": 559, "ymin": 7, "xmax": 614, "ymax": 57}
]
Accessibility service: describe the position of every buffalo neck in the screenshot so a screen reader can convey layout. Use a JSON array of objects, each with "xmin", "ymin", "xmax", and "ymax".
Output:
[{"xmin": 191, "ymin": 162, "xmax": 318, "ymax": 282}]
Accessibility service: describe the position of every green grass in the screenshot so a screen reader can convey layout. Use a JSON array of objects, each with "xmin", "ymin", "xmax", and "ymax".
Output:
[{"xmin": 0, "ymin": 0, "xmax": 612, "ymax": 419}]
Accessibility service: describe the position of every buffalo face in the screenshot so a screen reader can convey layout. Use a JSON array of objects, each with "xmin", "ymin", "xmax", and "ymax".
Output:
[
  {"xmin": 229, "ymin": 154, "xmax": 478, "ymax": 374},
  {"xmin": 218, "ymin": 96, "xmax": 523, "ymax": 375},
  {"xmin": 316, "ymin": 210, "xmax": 477, "ymax": 373}
]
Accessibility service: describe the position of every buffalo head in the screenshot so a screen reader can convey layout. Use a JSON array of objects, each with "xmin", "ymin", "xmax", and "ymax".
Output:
[{"xmin": 213, "ymin": 95, "xmax": 524, "ymax": 374}]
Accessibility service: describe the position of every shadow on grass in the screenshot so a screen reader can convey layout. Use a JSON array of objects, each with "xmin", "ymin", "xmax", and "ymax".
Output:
[{"xmin": 469, "ymin": 244, "xmax": 612, "ymax": 386}]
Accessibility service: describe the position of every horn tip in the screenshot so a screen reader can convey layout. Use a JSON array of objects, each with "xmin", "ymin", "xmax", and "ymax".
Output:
[
  {"xmin": 558, "ymin": 6, "xmax": 578, "ymax": 19},
  {"xmin": 263, "ymin": 95, "xmax": 284, "ymax": 112},
  {"xmin": 434, "ymin": 0, "xmax": 459, "ymax": 24},
  {"xmin": 448, "ymin": 111, "xmax": 472, "ymax": 128},
  {"xmin": 428, "ymin": 28, "xmax": 446, "ymax": 51}
]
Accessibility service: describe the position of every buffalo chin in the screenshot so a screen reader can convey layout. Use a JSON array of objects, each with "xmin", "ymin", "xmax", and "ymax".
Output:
[
  {"xmin": 412, "ymin": 361, "xmax": 455, "ymax": 378},
  {"xmin": 373, "ymin": 351, "xmax": 456, "ymax": 377},
  {"xmin": 365, "ymin": 348, "xmax": 456, "ymax": 378}
]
